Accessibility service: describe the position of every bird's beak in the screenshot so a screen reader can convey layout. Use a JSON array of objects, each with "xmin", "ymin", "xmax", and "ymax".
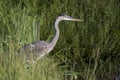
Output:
[
  {"xmin": 70, "ymin": 18, "xmax": 83, "ymax": 21},
  {"xmin": 67, "ymin": 17, "xmax": 83, "ymax": 21}
]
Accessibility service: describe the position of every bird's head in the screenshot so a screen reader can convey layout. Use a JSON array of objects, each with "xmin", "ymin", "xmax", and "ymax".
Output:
[{"xmin": 58, "ymin": 14, "xmax": 83, "ymax": 21}]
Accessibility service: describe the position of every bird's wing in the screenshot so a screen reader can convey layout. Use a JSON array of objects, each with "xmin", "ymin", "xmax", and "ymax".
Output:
[
  {"xmin": 19, "ymin": 41, "xmax": 49, "ymax": 60},
  {"xmin": 21, "ymin": 41, "xmax": 48, "ymax": 53},
  {"xmin": 30, "ymin": 41, "xmax": 49, "ymax": 53}
]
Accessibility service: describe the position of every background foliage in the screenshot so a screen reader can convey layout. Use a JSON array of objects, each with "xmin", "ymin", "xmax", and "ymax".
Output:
[{"xmin": 0, "ymin": 0, "xmax": 120, "ymax": 80}]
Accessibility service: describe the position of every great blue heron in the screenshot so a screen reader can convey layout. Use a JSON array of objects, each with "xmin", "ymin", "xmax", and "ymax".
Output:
[{"xmin": 19, "ymin": 14, "xmax": 83, "ymax": 62}]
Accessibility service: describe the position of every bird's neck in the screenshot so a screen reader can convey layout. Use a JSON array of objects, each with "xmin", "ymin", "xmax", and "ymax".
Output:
[{"xmin": 49, "ymin": 18, "xmax": 60, "ymax": 50}]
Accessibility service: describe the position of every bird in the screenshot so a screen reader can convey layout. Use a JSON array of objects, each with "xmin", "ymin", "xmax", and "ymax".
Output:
[{"xmin": 19, "ymin": 14, "xmax": 83, "ymax": 62}]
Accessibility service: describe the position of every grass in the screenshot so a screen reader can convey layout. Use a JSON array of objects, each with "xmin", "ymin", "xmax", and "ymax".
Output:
[{"xmin": 0, "ymin": 0, "xmax": 120, "ymax": 80}]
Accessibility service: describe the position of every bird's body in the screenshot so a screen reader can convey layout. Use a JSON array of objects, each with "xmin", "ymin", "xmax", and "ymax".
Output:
[
  {"xmin": 20, "ymin": 41, "xmax": 51, "ymax": 61},
  {"xmin": 19, "ymin": 14, "xmax": 83, "ymax": 62}
]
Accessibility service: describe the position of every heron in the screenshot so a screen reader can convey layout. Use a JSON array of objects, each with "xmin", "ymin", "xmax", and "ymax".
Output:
[{"xmin": 19, "ymin": 14, "xmax": 83, "ymax": 62}]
